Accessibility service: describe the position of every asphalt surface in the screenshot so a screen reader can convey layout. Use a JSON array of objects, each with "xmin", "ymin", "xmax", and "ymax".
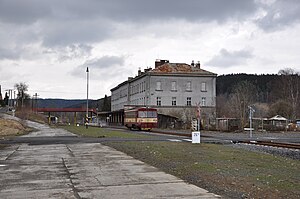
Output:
[{"xmin": 0, "ymin": 114, "xmax": 220, "ymax": 198}]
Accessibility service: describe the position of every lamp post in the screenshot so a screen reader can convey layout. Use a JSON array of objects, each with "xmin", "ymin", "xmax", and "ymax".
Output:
[{"xmin": 86, "ymin": 67, "xmax": 89, "ymax": 129}]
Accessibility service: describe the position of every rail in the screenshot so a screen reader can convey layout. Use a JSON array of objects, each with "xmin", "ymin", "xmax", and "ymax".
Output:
[{"xmin": 237, "ymin": 140, "xmax": 300, "ymax": 150}]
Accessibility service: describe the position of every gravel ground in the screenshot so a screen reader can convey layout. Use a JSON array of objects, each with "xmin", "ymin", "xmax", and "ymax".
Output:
[
  {"xmin": 202, "ymin": 130, "xmax": 300, "ymax": 160},
  {"xmin": 232, "ymin": 143, "xmax": 300, "ymax": 160}
]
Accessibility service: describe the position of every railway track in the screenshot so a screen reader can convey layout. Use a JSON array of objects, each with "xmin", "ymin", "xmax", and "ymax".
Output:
[
  {"xmin": 150, "ymin": 130, "xmax": 300, "ymax": 150},
  {"xmin": 104, "ymin": 126, "xmax": 300, "ymax": 150},
  {"xmin": 237, "ymin": 140, "xmax": 300, "ymax": 150}
]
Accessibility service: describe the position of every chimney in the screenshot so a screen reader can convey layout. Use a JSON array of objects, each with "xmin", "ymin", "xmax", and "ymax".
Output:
[
  {"xmin": 196, "ymin": 61, "xmax": 201, "ymax": 69},
  {"xmin": 144, "ymin": 67, "xmax": 152, "ymax": 73},
  {"xmin": 191, "ymin": 60, "xmax": 194, "ymax": 67},
  {"xmin": 155, "ymin": 59, "xmax": 169, "ymax": 68},
  {"xmin": 138, "ymin": 67, "xmax": 142, "ymax": 76}
]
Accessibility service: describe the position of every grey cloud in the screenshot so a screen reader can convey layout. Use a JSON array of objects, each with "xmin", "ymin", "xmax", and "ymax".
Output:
[
  {"xmin": 71, "ymin": 55, "xmax": 126, "ymax": 78},
  {"xmin": 85, "ymin": 55, "xmax": 125, "ymax": 70},
  {"xmin": 256, "ymin": 0, "xmax": 300, "ymax": 31},
  {"xmin": 0, "ymin": 0, "xmax": 260, "ymax": 50},
  {"xmin": 0, "ymin": 47, "xmax": 21, "ymax": 60},
  {"xmin": 56, "ymin": 44, "xmax": 93, "ymax": 62},
  {"xmin": 0, "ymin": 0, "xmax": 258, "ymax": 25},
  {"xmin": 41, "ymin": 19, "xmax": 113, "ymax": 47},
  {"xmin": 206, "ymin": 48, "xmax": 253, "ymax": 67},
  {"xmin": 74, "ymin": 0, "xmax": 258, "ymax": 23},
  {"xmin": 0, "ymin": 0, "xmax": 51, "ymax": 24}
]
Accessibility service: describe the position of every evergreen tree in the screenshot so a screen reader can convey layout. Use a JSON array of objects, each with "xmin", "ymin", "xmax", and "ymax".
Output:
[
  {"xmin": 102, "ymin": 95, "xmax": 111, "ymax": 111},
  {"xmin": 4, "ymin": 92, "xmax": 9, "ymax": 106}
]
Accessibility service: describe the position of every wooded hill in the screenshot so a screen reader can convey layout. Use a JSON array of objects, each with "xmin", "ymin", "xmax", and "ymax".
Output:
[
  {"xmin": 36, "ymin": 95, "xmax": 111, "ymax": 112},
  {"xmin": 217, "ymin": 74, "xmax": 280, "ymax": 103},
  {"xmin": 216, "ymin": 70, "xmax": 300, "ymax": 123}
]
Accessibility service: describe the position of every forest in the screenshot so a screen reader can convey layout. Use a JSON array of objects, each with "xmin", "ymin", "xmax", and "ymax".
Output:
[{"xmin": 216, "ymin": 68, "xmax": 300, "ymax": 127}]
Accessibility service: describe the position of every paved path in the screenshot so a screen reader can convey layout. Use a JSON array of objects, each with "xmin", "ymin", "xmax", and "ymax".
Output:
[{"xmin": 0, "ymin": 115, "xmax": 220, "ymax": 198}]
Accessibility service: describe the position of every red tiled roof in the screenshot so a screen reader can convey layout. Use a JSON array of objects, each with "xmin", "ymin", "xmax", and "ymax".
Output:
[{"xmin": 151, "ymin": 63, "xmax": 215, "ymax": 75}]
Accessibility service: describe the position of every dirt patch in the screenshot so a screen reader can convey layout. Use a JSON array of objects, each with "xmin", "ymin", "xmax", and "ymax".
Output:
[{"xmin": 0, "ymin": 118, "xmax": 27, "ymax": 136}]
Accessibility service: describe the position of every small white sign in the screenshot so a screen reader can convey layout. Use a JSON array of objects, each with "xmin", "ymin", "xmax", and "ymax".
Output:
[
  {"xmin": 192, "ymin": 131, "xmax": 201, "ymax": 143},
  {"xmin": 244, "ymin": 128, "xmax": 254, "ymax": 131}
]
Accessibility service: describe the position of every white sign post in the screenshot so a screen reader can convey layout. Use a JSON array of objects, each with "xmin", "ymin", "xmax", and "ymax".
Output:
[
  {"xmin": 192, "ymin": 131, "xmax": 200, "ymax": 143},
  {"xmin": 192, "ymin": 103, "xmax": 201, "ymax": 144}
]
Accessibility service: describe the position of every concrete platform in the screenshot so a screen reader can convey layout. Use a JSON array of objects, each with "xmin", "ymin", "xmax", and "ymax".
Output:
[
  {"xmin": 0, "ymin": 115, "xmax": 220, "ymax": 198},
  {"xmin": 0, "ymin": 142, "xmax": 220, "ymax": 198}
]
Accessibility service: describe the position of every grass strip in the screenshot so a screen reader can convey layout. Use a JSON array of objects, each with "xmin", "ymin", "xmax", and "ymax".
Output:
[{"xmin": 104, "ymin": 141, "xmax": 300, "ymax": 199}]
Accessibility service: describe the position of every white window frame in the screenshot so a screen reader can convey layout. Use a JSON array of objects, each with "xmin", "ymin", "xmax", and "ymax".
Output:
[
  {"xmin": 172, "ymin": 97, "xmax": 176, "ymax": 106},
  {"xmin": 186, "ymin": 81, "xmax": 192, "ymax": 91},
  {"xmin": 201, "ymin": 82, "xmax": 207, "ymax": 92},
  {"xmin": 187, "ymin": 97, "xmax": 192, "ymax": 106},
  {"xmin": 201, "ymin": 97, "xmax": 206, "ymax": 106},
  {"xmin": 156, "ymin": 81, "xmax": 162, "ymax": 91},
  {"xmin": 157, "ymin": 97, "xmax": 162, "ymax": 106},
  {"xmin": 171, "ymin": 81, "xmax": 177, "ymax": 91}
]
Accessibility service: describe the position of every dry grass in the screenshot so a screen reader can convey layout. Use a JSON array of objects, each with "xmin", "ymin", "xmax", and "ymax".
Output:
[
  {"xmin": 15, "ymin": 109, "xmax": 48, "ymax": 124},
  {"xmin": 0, "ymin": 118, "xmax": 26, "ymax": 136}
]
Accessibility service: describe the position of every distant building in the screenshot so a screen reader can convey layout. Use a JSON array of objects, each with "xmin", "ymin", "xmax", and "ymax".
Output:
[{"xmin": 110, "ymin": 59, "xmax": 217, "ymax": 128}]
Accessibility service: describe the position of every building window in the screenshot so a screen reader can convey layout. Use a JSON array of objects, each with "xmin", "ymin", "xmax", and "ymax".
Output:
[
  {"xmin": 157, "ymin": 97, "xmax": 161, "ymax": 106},
  {"xmin": 201, "ymin": 97, "xmax": 206, "ymax": 106},
  {"xmin": 172, "ymin": 97, "xmax": 176, "ymax": 106},
  {"xmin": 171, "ymin": 81, "xmax": 177, "ymax": 91},
  {"xmin": 186, "ymin": 81, "xmax": 192, "ymax": 91},
  {"xmin": 201, "ymin": 82, "xmax": 207, "ymax": 92},
  {"xmin": 187, "ymin": 97, "xmax": 191, "ymax": 106},
  {"xmin": 156, "ymin": 81, "xmax": 162, "ymax": 91}
]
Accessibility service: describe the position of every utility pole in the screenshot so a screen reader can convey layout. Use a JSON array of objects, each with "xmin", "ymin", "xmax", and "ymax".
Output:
[
  {"xmin": 86, "ymin": 67, "xmax": 89, "ymax": 129},
  {"xmin": 13, "ymin": 91, "xmax": 16, "ymax": 108},
  {"xmin": 248, "ymin": 106, "xmax": 255, "ymax": 138},
  {"xmin": 32, "ymin": 93, "xmax": 39, "ymax": 112}
]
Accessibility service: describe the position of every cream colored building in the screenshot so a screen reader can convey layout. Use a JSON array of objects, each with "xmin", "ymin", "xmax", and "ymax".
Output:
[{"xmin": 111, "ymin": 59, "xmax": 217, "ymax": 128}]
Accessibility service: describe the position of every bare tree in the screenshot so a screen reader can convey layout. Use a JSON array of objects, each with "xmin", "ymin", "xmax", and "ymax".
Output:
[
  {"xmin": 268, "ymin": 100, "xmax": 292, "ymax": 118},
  {"xmin": 14, "ymin": 82, "xmax": 30, "ymax": 108},
  {"xmin": 278, "ymin": 68, "xmax": 300, "ymax": 120},
  {"xmin": 228, "ymin": 81, "xmax": 256, "ymax": 128},
  {"xmin": 216, "ymin": 94, "xmax": 230, "ymax": 117}
]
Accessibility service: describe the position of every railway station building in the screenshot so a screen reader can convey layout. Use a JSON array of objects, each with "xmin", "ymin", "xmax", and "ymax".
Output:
[{"xmin": 110, "ymin": 59, "xmax": 217, "ymax": 129}]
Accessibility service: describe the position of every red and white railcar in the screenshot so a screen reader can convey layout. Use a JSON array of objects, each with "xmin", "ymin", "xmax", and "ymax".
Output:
[{"xmin": 124, "ymin": 107, "xmax": 157, "ymax": 130}]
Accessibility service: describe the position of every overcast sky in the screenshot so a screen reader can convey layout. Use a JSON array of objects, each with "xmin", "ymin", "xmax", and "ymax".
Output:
[{"xmin": 0, "ymin": 0, "xmax": 299, "ymax": 99}]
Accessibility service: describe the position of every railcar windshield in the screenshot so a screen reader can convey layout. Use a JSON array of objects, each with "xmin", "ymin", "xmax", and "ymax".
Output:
[
  {"xmin": 138, "ymin": 111, "xmax": 157, "ymax": 118},
  {"xmin": 124, "ymin": 111, "xmax": 136, "ymax": 118}
]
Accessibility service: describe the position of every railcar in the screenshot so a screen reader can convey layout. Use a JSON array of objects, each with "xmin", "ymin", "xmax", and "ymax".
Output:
[{"xmin": 124, "ymin": 107, "xmax": 158, "ymax": 130}]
